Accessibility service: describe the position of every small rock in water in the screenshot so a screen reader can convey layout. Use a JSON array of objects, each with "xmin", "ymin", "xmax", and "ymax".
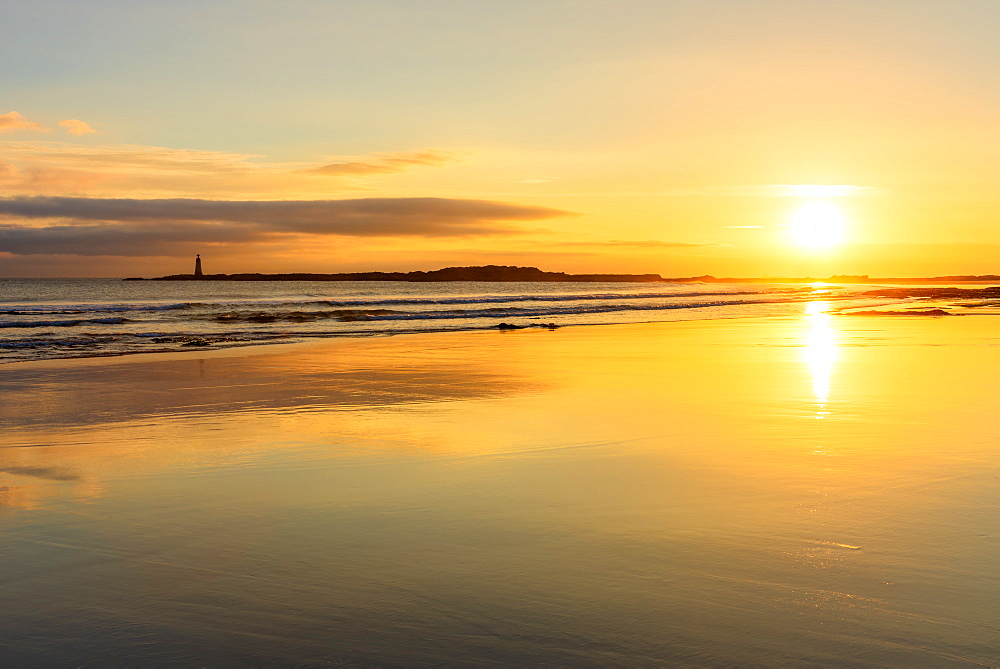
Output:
[
  {"xmin": 181, "ymin": 339, "xmax": 212, "ymax": 347},
  {"xmin": 496, "ymin": 322, "xmax": 560, "ymax": 330}
]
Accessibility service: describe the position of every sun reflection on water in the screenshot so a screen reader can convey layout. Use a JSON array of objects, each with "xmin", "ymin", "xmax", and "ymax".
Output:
[{"xmin": 802, "ymin": 301, "xmax": 839, "ymax": 417}]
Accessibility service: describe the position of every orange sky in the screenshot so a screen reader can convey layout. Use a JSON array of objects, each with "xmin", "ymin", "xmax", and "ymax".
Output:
[{"xmin": 2, "ymin": 0, "xmax": 999, "ymax": 277}]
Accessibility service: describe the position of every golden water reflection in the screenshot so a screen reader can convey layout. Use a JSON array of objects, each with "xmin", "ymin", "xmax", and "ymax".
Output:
[
  {"xmin": 4, "ymin": 318, "xmax": 1000, "ymax": 664},
  {"xmin": 802, "ymin": 301, "xmax": 839, "ymax": 417}
]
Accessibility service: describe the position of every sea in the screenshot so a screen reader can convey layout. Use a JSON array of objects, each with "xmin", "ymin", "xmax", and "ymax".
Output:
[
  {"xmin": 4, "ymin": 280, "xmax": 1000, "ymax": 664},
  {"xmin": 0, "ymin": 278, "xmax": 927, "ymax": 363}
]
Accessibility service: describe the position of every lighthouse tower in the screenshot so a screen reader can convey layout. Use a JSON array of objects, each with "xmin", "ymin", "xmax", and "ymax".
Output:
[{"xmin": 194, "ymin": 254, "xmax": 203, "ymax": 277}]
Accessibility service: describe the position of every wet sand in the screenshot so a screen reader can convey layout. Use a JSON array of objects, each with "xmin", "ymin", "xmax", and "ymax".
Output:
[{"xmin": 2, "ymin": 313, "xmax": 1000, "ymax": 665}]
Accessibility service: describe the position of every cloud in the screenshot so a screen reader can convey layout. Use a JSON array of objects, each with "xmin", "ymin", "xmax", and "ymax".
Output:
[
  {"xmin": 658, "ymin": 184, "xmax": 879, "ymax": 197},
  {"xmin": 0, "ymin": 196, "xmax": 571, "ymax": 256},
  {"xmin": 299, "ymin": 150, "xmax": 457, "ymax": 176},
  {"xmin": 564, "ymin": 239, "xmax": 717, "ymax": 248},
  {"xmin": 2, "ymin": 141, "xmax": 266, "ymax": 173},
  {"xmin": 0, "ymin": 141, "xmax": 276, "ymax": 194},
  {"xmin": 58, "ymin": 119, "xmax": 97, "ymax": 135},
  {"xmin": 0, "ymin": 142, "xmax": 460, "ymax": 197},
  {"xmin": 0, "ymin": 221, "xmax": 267, "ymax": 256},
  {"xmin": 0, "ymin": 112, "xmax": 47, "ymax": 133},
  {"xmin": 551, "ymin": 185, "xmax": 881, "ymax": 198},
  {"xmin": 0, "ymin": 157, "xmax": 107, "ymax": 191}
]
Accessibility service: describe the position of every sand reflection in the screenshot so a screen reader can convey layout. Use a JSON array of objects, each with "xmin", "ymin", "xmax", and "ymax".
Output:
[
  {"xmin": 3, "ymin": 319, "xmax": 1000, "ymax": 664},
  {"xmin": 802, "ymin": 300, "xmax": 839, "ymax": 417},
  {"xmin": 0, "ymin": 337, "xmax": 539, "ymax": 432},
  {"xmin": 0, "ymin": 333, "xmax": 546, "ymax": 513}
]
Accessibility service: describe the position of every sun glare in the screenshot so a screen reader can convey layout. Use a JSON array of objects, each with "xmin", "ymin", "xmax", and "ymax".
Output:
[{"xmin": 790, "ymin": 200, "xmax": 846, "ymax": 249}]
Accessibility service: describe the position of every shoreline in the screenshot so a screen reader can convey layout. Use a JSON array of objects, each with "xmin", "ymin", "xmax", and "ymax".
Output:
[
  {"xmin": 5, "ymin": 278, "xmax": 997, "ymax": 366},
  {"xmin": 0, "ymin": 325, "xmax": 506, "ymax": 370},
  {"xmin": 0, "ymin": 312, "xmax": 849, "ymax": 369},
  {"xmin": 3, "ymin": 304, "xmax": 984, "ymax": 369},
  {"xmin": 2, "ymin": 316, "xmax": 685, "ymax": 370}
]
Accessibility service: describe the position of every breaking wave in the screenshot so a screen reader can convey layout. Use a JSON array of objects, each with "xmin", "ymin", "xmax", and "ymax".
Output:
[{"xmin": 0, "ymin": 279, "xmax": 902, "ymax": 362}]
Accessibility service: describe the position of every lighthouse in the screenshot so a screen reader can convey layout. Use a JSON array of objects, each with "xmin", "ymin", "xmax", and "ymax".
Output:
[{"xmin": 194, "ymin": 254, "xmax": 203, "ymax": 277}]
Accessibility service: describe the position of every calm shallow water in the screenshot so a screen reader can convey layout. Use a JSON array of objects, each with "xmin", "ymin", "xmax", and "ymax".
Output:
[{"xmin": 2, "ymin": 314, "xmax": 1000, "ymax": 664}]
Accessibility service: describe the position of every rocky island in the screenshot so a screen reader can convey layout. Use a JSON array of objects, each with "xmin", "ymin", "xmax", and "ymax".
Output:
[{"xmin": 132, "ymin": 265, "xmax": 667, "ymax": 283}]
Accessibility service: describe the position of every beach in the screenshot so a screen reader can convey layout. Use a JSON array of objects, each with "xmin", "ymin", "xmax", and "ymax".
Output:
[{"xmin": 3, "ymin": 314, "xmax": 1000, "ymax": 665}]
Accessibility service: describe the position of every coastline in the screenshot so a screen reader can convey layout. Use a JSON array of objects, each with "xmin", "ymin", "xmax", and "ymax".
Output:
[
  {"xmin": 0, "ymin": 313, "xmax": 782, "ymax": 369},
  {"xmin": 3, "ymin": 314, "xmax": 1000, "ymax": 664}
]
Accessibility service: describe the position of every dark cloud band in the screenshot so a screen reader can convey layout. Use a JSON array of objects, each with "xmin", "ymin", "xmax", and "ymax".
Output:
[{"xmin": 0, "ymin": 196, "xmax": 571, "ymax": 256}]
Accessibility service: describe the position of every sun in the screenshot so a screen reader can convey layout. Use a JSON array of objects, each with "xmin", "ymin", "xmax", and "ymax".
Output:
[{"xmin": 789, "ymin": 200, "xmax": 846, "ymax": 249}]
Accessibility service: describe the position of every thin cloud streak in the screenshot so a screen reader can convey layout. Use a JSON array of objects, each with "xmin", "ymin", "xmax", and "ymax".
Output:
[
  {"xmin": 563, "ymin": 239, "xmax": 717, "ymax": 248},
  {"xmin": 2, "ymin": 141, "xmax": 270, "ymax": 172},
  {"xmin": 300, "ymin": 150, "xmax": 457, "ymax": 176},
  {"xmin": 545, "ymin": 185, "xmax": 881, "ymax": 198},
  {"xmin": 0, "ymin": 142, "xmax": 462, "ymax": 197}
]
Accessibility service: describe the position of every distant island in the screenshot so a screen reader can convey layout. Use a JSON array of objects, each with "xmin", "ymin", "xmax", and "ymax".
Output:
[
  {"xmin": 131, "ymin": 265, "xmax": 667, "ymax": 282},
  {"xmin": 125, "ymin": 265, "xmax": 1000, "ymax": 284}
]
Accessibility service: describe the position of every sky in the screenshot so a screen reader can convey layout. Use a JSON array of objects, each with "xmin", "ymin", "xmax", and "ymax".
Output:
[{"xmin": 2, "ymin": 0, "xmax": 999, "ymax": 278}]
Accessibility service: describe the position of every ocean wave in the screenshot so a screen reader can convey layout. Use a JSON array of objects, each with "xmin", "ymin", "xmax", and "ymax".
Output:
[
  {"xmin": 0, "ymin": 280, "xmax": 878, "ymax": 363},
  {"xmin": 312, "ymin": 289, "xmax": 781, "ymax": 307},
  {"xmin": 213, "ymin": 308, "xmax": 400, "ymax": 323},
  {"xmin": 0, "ymin": 302, "xmax": 191, "ymax": 315},
  {"xmin": 0, "ymin": 289, "xmax": 805, "ymax": 318},
  {"xmin": 201, "ymin": 297, "xmax": 787, "ymax": 324},
  {"xmin": 0, "ymin": 317, "xmax": 130, "ymax": 329},
  {"xmin": 353, "ymin": 298, "xmax": 774, "ymax": 321}
]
